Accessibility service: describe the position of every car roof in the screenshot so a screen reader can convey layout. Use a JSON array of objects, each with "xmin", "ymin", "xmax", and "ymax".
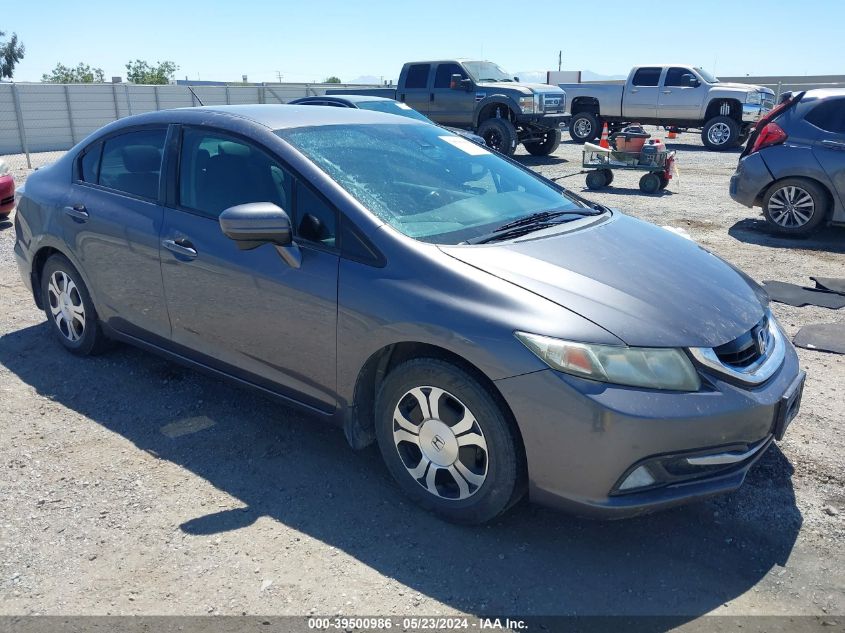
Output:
[
  {"xmin": 109, "ymin": 104, "xmax": 427, "ymax": 132},
  {"xmin": 800, "ymin": 88, "xmax": 845, "ymax": 102},
  {"xmin": 295, "ymin": 95, "xmax": 396, "ymax": 105}
]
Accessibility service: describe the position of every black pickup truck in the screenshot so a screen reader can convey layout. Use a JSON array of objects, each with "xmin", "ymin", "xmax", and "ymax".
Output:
[{"xmin": 327, "ymin": 60, "xmax": 568, "ymax": 156}]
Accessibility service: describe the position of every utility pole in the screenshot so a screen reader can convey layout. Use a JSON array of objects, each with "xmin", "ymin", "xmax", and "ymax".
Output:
[
  {"xmin": 275, "ymin": 70, "xmax": 283, "ymax": 83},
  {"xmin": 558, "ymin": 50, "xmax": 562, "ymax": 72}
]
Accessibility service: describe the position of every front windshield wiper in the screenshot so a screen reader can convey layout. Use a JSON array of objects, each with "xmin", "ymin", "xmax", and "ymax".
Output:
[
  {"xmin": 464, "ymin": 209, "xmax": 603, "ymax": 245},
  {"xmin": 480, "ymin": 77, "xmax": 511, "ymax": 82}
]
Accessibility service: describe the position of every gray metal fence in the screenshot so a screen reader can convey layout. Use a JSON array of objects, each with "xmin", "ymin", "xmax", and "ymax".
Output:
[{"xmin": 0, "ymin": 81, "xmax": 375, "ymax": 179}]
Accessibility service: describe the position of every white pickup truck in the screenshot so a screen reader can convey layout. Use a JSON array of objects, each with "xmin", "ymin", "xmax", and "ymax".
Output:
[{"xmin": 560, "ymin": 65, "xmax": 776, "ymax": 150}]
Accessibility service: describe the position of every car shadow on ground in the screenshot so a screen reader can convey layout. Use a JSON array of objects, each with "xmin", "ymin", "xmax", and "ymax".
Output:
[
  {"xmin": 570, "ymin": 184, "xmax": 675, "ymax": 198},
  {"xmin": 729, "ymin": 218, "xmax": 845, "ymax": 254},
  {"xmin": 512, "ymin": 155, "xmax": 569, "ymax": 167},
  {"xmin": 0, "ymin": 217, "xmax": 12, "ymax": 231},
  {"xmin": 0, "ymin": 323, "xmax": 802, "ymax": 619}
]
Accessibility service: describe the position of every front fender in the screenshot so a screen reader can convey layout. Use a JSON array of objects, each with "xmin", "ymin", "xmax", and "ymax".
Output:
[{"xmin": 473, "ymin": 95, "xmax": 522, "ymax": 127}]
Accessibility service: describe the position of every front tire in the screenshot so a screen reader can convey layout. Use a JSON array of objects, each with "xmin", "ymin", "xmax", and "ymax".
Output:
[
  {"xmin": 523, "ymin": 129, "xmax": 561, "ymax": 156},
  {"xmin": 701, "ymin": 115, "xmax": 740, "ymax": 150},
  {"xmin": 375, "ymin": 358, "xmax": 524, "ymax": 524},
  {"xmin": 762, "ymin": 178, "xmax": 829, "ymax": 235},
  {"xmin": 476, "ymin": 118, "xmax": 518, "ymax": 156},
  {"xmin": 41, "ymin": 254, "xmax": 110, "ymax": 355},
  {"xmin": 569, "ymin": 111, "xmax": 600, "ymax": 144}
]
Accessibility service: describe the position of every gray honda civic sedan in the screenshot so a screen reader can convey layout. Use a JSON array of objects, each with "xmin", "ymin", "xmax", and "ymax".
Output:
[{"xmin": 14, "ymin": 105, "xmax": 805, "ymax": 523}]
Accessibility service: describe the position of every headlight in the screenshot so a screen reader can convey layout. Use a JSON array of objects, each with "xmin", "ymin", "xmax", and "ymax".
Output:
[
  {"xmin": 746, "ymin": 91, "xmax": 762, "ymax": 104},
  {"xmin": 518, "ymin": 95, "xmax": 536, "ymax": 114},
  {"xmin": 515, "ymin": 332, "xmax": 701, "ymax": 392}
]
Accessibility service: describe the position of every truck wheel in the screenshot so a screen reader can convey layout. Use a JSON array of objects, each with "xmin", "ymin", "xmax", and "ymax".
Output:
[
  {"xmin": 569, "ymin": 112, "xmax": 600, "ymax": 144},
  {"xmin": 477, "ymin": 118, "xmax": 518, "ymax": 156},
  {"xmin": 701, "ymin": 116, "xmax": 740, "ymax": 150},
  {"xmin": 523, "ymin": 129, "xmax": 561, "ymax": 156}
]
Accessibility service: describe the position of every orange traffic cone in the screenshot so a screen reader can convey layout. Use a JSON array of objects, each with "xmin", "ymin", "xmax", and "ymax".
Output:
[
  {"xmin": 667, "ymin": 128, "xmax": 678, "ymax": 139},
  {"xmin": 599, "ymin": 122, "xmax": 610, "ymax": 149}
]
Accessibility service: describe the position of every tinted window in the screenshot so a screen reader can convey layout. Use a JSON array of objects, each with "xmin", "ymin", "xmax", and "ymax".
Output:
[
  {"xmin": 295, "ymin": 181, "xmax": 337, "ymax": 247},
  {"xmin": 404, "ymin": 64, "xmax": 430, "ymax": 89},
  {"xmin": 178, "ymin": 128, "xmax": 292, "ymax": 219},
  {"xmin": 356, "ymin": 100, "xmax": 430, "ymax": 122},
  {"xmin": 665, "ymin": 67, "xmax": 695, "ymax": 87},
  {"xmin": 805, "ymin": 99, "xmax": 845, "ymax": 134},
  {"xmin": 79, "ymin": 143, "xmax": 102, "ymax": 183},
  {"xmin": 434, "ymin": 63, "xmax": 466, "ymax": 89},
  {"xmin": 99, "ymin": 129, "xmax": 166, "ymax": 200},
  {"xmin": 632, "ymin": 67, "xmax": 661, "ymax": 87}
]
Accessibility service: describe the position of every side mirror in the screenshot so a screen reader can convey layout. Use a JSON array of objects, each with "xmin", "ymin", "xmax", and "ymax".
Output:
[
  {"xmin": 451, "ymin": 74, "xmax": 472, "ymax": 90},
  {"xmin": 219, "ymin": 202, "xmax": 292, "ymax": 248},
  {"xmin": 681, "ymin": 74, "xmax": 700, "ymax": 88}
]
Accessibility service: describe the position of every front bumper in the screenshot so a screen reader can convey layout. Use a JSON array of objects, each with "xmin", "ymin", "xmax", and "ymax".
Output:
[
  {"xmin": 495, "ymin": 340, "xmax": 802, "ymax": 518},
  {"xmin": 729, "ymin": 151, "xmax": 773, "ymax": 207},
  {"xmin": 518, "ymin": 112, "xmax": 569, "ymax": 129},
  {"xmin": 742, "ymin": 103, "xmax": 772, "ymax": 123}
]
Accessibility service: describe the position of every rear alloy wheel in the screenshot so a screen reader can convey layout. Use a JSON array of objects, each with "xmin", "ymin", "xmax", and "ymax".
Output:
[
  {"xmin": 41, "ymin": 254, "xmax": 110, "ymax": 355},
  {"xmin": 763, "ymin": 178, "xmax": 829, "ymax": 235},
  {"xmin": 569, "ymin": 112, "xmax": 600, "ymax": 143},
  {"xmin": 476, "ymin": 118, "xmax": 518, "ymax": 156},
  {"xmin": 375, "ymin": 359, "xmax": 523, "ymax": 524},
  {"xmin": 523, "ymin": 129, "xmax": 561, "ymax": 156}
]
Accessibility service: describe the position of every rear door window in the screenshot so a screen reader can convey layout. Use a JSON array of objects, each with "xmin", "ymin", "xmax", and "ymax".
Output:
[
  {"xmin": 98, "ymin": 129, "xmax": 167, "ymax": 200},
  {"xmin": 404, "ymin": 64, "xmax": 431, "ymax": 89},
  {"xmin": 632, "ymin": 67, "xmax": 661, "ymax": 87},
  {"xmin": 805, "ymin": 99, "xmax": 845, "ymax": 134}
]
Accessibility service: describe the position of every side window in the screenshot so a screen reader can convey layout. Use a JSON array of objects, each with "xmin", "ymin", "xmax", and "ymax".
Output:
[
  {"xmin": 434, "ymin": 63, "xmax": 466, "ymax": 89},
  {"xmin": 404, "ymin": 64, "xmax": 431, "ymax": 89},
  {"xmin": 805, "ymin": 99, "xmax": 845, "ymax": 134},
  {"xmin": 295, "ymin": 181, "xmax": 337, "ymax": 248},
  {"xmin": 99, "ymin": 129, "xmax": 167, "ymax": 200},
  {"xmin": 78, "ymin": 142, "xmax": 102, "ymax": 183},
  {"xmin": 665, "ymin": 67, "xmax": 694, "ymax": 87},
  {"xmin": 632, "ymin": 67, "xmax": 662, "ymax": 87},
  {"xmin": 178, "ymin": 127, "xmax": 292, "ymax": 219}
]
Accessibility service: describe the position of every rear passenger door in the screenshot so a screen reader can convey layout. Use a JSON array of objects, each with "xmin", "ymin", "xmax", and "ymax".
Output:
[
  {"xmin": 624, "ymin": 67, "xmax": 662, "ymax": 120},
  {"xmin": 159, "ymin": 126, "xmax": 339, "ymax": 411},
  {"xmin": 805, "ymin": 97, "xmax": 845, "ymax": 210},
  {"xmin": 429, "ymin": 63, "xmax": 473, "ymax": 126},
  {"xmin": 398, "ymin": 63, "xmax": 432, "ymax": 115},
  {"xmin": 66, "ymin": 126, "xmax": 172, "ymax": 340}
]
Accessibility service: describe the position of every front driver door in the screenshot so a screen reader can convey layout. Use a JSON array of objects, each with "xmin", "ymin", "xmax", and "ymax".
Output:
[
  {"xmin": 658, "ymin": 67, "xmax": 704, "ymax": 120},
  {"xmin": 160, "ymin": 126, "xmax": 339, "ymax": 411}
]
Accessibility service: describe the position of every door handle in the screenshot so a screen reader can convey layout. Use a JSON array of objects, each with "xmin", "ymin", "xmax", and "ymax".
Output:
[
  {"xmin": 162, "ymin": 238, "xmax": 198, "ymax": 259},
  {"xmin": 822, "ymin": 139, "xmax": 845, "ymax": 151},
  {"xmin": 662, "ymin": 90, "xmax": 672, "ymax": 94},
  {"xmin": 63, "ymin": 204, "xmax": 89, "ymax": 222},
  {"xmin": 631, "ymin": 89, "xmax": 639, "ymax": 93}
]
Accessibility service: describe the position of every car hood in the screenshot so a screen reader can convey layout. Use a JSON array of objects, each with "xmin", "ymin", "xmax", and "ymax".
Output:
[
  {"xmin": 715, "ymin": 82, "xmax": 775, "ymax": 94},
  {"xmin": 475, "ymin": 81, "xmax": 564, "ymax": 95},
  {"xmin": 439, "ymin": 213, "xmax": 765, "ymax": 348}
]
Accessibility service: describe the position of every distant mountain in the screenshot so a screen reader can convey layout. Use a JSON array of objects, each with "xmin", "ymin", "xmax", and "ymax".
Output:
[{"xmin": 346, "ymin": 75, "xmax": 387, "ymax": 85}]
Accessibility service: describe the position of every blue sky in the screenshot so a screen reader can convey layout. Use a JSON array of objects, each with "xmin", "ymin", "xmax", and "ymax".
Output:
[{"xmin": 7, "ymin": 0, "xmax": 845, "ymax": 83}]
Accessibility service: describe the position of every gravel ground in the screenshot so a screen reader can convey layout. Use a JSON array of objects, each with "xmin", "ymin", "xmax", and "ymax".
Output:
[{"xmin": 0, "ymin": 135, "xmax": 843, "ymax": 621}]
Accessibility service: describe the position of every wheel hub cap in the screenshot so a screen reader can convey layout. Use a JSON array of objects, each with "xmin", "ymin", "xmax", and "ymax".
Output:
[
  {"xmin": 47, "ymin": 270, "xmax": 85, "ymax": 342},
  {"xmin": 392, "ymin": 386, "xmax": 489, "ymax": 500},
  {"xmin": 768, "ymin": 185, "xmax": 814, "ymax": 227},
  {"xmin": 708, "ymin": 122, "xmax": 730, "ymax": 144},
  {"xmin": 418, "ymin": 419, "xmax": 459, "ymax": 467}
]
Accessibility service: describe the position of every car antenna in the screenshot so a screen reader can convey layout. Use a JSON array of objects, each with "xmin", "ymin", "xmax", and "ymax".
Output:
[{"xmin": 186, "ymin": 86, "xmax": 204, "ymax": 106}]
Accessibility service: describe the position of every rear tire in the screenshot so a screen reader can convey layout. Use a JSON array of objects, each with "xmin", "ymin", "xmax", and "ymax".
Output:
[
  {"xmin": 701, "ymin": 115, "xmax": 740, "ymax": 150},
  {"xmin": 569, "ymin": 111, "xmax": 600, "ymax": 144},
  {"xmin": 523, "ymin": 129, "xmax": 561, "ymax": 156},
  {"xmin": 477, "ymin": 118, "xmax": 518, "ymax": 156},
  {"xmin": 375, "ymin": 358, "xmax": 524, "ymax": 524},
  {"xmin": 586, "ymin": 169, "xmax": 609, "ymax": 190},
  {"xmin": 639, "ymin": 173, "xmax": 662, "ymax": 194},
  {"xmin": 41, "ymin": 254, "xmax": 110, "ymax": 356},
  {"xmin": 762, "ymin": 178, "xmax": 829, "ymax": 236}
]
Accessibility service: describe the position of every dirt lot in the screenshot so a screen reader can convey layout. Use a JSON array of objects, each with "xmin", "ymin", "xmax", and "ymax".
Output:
[{"xmin": 0, "ymin": 133, "xmax": 843, "ymax": 622}]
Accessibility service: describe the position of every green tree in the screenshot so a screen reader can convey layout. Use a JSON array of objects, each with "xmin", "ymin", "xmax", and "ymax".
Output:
[
  {"xmin": 0, "ymin": 31, "xmax": 25, "ymax": 79},
  {"xmin": 42, "ymin": 62, "xmax": 105, "ymax": 83},
  {"xmin": 125, "ymin": 59, "xmax": 178, "ymax": 85},
  {"xmin": 324, "ymin": 76, "xmax": 341, "ymax": 84}
]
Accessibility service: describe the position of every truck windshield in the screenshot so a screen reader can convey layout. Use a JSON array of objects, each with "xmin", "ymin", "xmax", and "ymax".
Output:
[
  {"xmin": 276, "ymin": 123, "xmax": 587, "ymax": 245},
  {"xmin": 696, "ymin": 67, "xmax": 719, "ymax": 83},
  {"xmin": 463, "ymin": 61, "xmax": 513, "ymax": 83},
  {"xmin": 355, "ymin": 100, "xmax": 431, "ymax": 123}
]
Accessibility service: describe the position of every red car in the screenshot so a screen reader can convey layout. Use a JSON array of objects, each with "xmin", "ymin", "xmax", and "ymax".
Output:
[{"xmin": 0, "ymin": 158, "xmax": 14, "ymax": 217}]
